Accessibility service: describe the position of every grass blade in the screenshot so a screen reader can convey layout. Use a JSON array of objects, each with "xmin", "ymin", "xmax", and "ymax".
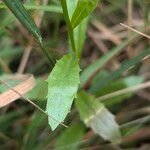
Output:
[
  {"xmin": 2, "ymin": 0, "xmax": 42, "ymax": 43},
  {"xmin": 80, "ymin": 33, "xmax": 138, "ymax": 88},
  {"xmin": 90, "ymin": 48, "xmax": 150, "ymax": 94},
  {"xmin": 0, "ymin": 3, "xmax": 62, "ymax": 13}
]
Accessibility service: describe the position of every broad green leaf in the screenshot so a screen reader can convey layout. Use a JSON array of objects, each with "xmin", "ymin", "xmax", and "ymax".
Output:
[
  {"xmin": 2, "ymin": 0, "xmax": 42, "ymax": 43},
  {"xmin": 76, "ymin": 91, "xmax": 121, "ymax": 143},
  {"xmin": 71, "ymin": 0, "xmax": 99, "ymax": 28},
  {"xmin": 80, "ymin": 33, "xmax": 138, "ymax": 88},
  {"xmin": 90, "ymin": 48, "xmax": 150, "ymax": 94},
  {"xmin": 55, "ymin": 124, "xmax": 85, "ymax": 150},
  {"xmin": 46, "ymin": 54, "xmax": 80, "ymax": 130}
]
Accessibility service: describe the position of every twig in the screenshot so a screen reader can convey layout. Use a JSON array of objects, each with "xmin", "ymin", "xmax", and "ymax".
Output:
[
  {"xmin": 127, "ymin": 0, "xmax": 134, "ymax": 58},
  {"xmin": 93, "ymin": 21, "xmax": 121, "ymax": 45},
  {"xmin": 120, "ymin": 23, "xmax": 150, "ymax": 39},
  {"xmin": 0, "ymin": 78, "xmax": 68, "ymax": 129},
  {"xmin": 121, "ymin": 115, "xmax": 150, "ymax": 129},
  {"xmin": 17, "ymin": 45, "xmax": 32, "ymax": 74},
  {"xmin": 96, "ymin": 81, "xmax": 150, "ymax": 101}
]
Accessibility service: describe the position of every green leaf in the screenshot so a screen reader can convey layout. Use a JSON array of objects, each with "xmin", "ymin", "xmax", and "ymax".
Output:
[
  {"xmin": 76, "ymin": 91, "xmax": 121, "ymax": 143},
  {"xmin": 55, "ymin": 124, "xmax": 85, "ymax": 150},
  {"xmin": 0, "ymin": 3, "xmax": 62, "ymax": 13},
  {"xmin": 71, "ymin": 0, "xmax": 99, "ymax": 28},
  {"xmin": 46, "ymin": 54, "xmax": 80, "ymax": 130},
  {"xmin": 2, "ymin": 0, "xmax": 42, "ymax": 43},
  {"xmin": 90, "ymin": 48, "xmax": 150, "ymax": 94},
  {"xmin": 67, "ymin": 0, "xmax": 78, "ymax": 19}
]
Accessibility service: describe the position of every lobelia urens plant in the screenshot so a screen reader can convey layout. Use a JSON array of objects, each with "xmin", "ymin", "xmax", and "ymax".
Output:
[{"xmin": 2, "ymin": 0, "xmax": 150, "ymax": 143}]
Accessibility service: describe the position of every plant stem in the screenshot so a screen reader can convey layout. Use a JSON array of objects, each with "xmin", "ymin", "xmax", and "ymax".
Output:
[
  {"xmin": 60, "ymin": 0, "xmax": 76, "ymax": 53},
  {"xmin": 39, "ymin": 41, "xmax": 55, "ymax": 69}
]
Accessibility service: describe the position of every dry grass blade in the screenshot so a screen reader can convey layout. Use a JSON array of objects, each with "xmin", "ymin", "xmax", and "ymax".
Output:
[
  {"xmin": 0, "ymin": 74, "xmax": 35, "ymax": 107},
  {"xmin": 93, "ymin": 21, "xmax": 121, "ymax": 45},
  {"xmin": 120, "ymin": 23, "xmax": 150, "ymax": 39},
  {"xmin": 127, "ymin": 0, "xmax": 133, "ymax": 58},
  {"xmin": 17, "ymin": 45, "xmax": 33, "ymax": 74},
  {"xmin": 97, "ymin": 81, "xmax": 150, "ymax": 101},
  {"xmin": 0, "ymin": 76, "xmax": 68, "ymax": 129}
]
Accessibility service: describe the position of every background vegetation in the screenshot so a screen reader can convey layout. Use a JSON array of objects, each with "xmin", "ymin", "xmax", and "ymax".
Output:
[{"xmin": 0, "ymin": 0, "xmax": 150, "ymax": 149}]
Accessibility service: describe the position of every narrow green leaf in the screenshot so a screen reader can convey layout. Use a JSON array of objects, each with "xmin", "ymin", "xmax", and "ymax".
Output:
[
  {"xmin": 46, "ymin": 54, "xmax": 80, "ymax": 130},
  {"xmin": 71, "ymin": 0, "xmax": 99, "ymax": 28},
  {"xmin": 90, "ymin": 48, "xmax": 150, "ymax": 94},
  {"xmin": 2, "ymin": 0, "xmax": 42, "ymax": 43},
  {"xmin": 80, "ymin": 33, "xmax": 139, "ymax": 88},
  {"xmin": 76, "ymin": 91, "xmax": 121, "ymax": 143},
  {"xmin": 90, "ymin": 71, "xmax": 143, "ymax": 96},
  {"xmin": 0, "ymin": 3, "xmax": 62, "ymax": 13},
  {"xmin": 55, "ymin": 124, "xmax": 85, "ymax": 150}
]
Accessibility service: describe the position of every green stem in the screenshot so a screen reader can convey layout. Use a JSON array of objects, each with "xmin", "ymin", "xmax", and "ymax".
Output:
[
  {"xmin": 39, "ymin": 42, "xmax": 55, "ymax": 69},
  {"xmin": 60, "ymin": 0, "xmax": 76, "ymax": 53}
]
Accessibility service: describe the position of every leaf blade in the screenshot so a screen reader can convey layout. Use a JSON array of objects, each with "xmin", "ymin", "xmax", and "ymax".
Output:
[
  {"xmin": 71, "ymin": 0, "xmax": 99, "ymax": 28},
  {"xmin": 90, "ymin": 48, "xmax": 150, "ymax": 94},
  {"xmin": 80, "ymin": 33, "xmax": 139, "ymax": 88},
  {"xmin": 46, "ymin": 54, "xmax": 80, "ymax": 130},
  {"xmin": 76, "ymin": 91, "xmax": 121, "ymax": 143},
  {"xmin": 2, "ymin": 0, "xmax": 42, "ymax": 43}
]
